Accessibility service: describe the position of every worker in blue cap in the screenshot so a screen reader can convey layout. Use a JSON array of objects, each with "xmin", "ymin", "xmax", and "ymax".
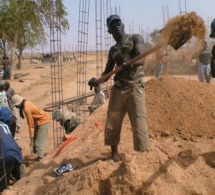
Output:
[{"xmin": 88, "ymin": 15, "xmax": 150, "ymax": 162}]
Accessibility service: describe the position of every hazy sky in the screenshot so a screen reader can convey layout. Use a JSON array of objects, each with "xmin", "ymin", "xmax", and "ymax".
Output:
[{"xmin": 44, "ymin": 0, "xmax": 215, "ymax": 52}]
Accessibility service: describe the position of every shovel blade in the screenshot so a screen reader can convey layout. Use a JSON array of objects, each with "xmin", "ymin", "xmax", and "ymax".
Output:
[
  {"xmin": 170, "ymin": 32, "xmax": 193, "ymax": 50},
  {"xmin": 159, "ymin": 27, "xmax": 193, "ymax": 51}
]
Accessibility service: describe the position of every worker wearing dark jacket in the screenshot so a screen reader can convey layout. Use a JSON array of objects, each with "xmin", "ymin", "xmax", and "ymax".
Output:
[
  {"xmin": 0, "ymin": 122, "xmax": 23, "ymax": 192},
  {"xmin": 0, "ymin": 107, "xmax": 16, "ymax": 137}
]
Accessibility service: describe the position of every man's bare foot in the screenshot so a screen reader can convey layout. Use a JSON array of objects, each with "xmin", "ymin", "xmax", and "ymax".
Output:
[
  {"xmin": 141, "ymin": 149, "xmax": 151, "ymax": 153},
  {"xmin": 111, "ymin": 153, "xmax": 121, "ymax": 162},
  {"xmin": 111, "ymin": 146, "xmax": 121, "ymax": 162}
]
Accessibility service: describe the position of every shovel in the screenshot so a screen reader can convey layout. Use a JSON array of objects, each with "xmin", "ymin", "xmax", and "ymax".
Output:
[{"xmin": 97, "ymin": 12, "xmax": 206, "ymax": 83}]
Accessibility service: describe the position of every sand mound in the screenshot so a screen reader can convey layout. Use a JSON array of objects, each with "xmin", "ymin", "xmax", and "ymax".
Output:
[
  {"xmin": 3, "ymin": 77, "xmax": 215, "ymax": 195},
  {"xmin": 146, "ymin": 77, "xmax": 215, "ymax": 140}
]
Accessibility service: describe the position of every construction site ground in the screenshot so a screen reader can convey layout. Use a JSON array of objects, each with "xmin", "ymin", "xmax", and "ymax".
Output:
[{"xmin": 2, "ymin": 58, "xmax": 215, "ymax": 195}]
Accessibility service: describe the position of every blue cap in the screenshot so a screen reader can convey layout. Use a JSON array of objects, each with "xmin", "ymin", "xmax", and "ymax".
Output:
[{"xmin": 106, "ymin": 15, "xmax": 121, "ymax": 27}]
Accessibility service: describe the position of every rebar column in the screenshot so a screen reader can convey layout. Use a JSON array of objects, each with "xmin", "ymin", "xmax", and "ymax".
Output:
[
  {"xmin": 179, "ymin": 0, "xmax": 187, "ymax": 15},
  {"xmin": 102, "ymin": 0, "xmax": 113, "ymax": 97},
  {"xmin": 50, "ymin": 0, "xmax": 64, "ymax": 147},
  {"xmin": 77, "ymin": 0, "xmax": 90, "ymax": 120},
  {"xmin": 95, "ymin": 0, "xmax": 103, "ymax": 78}
]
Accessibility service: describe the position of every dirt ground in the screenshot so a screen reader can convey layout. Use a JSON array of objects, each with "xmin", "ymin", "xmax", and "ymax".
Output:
[{"xmin": 1, "ymin": 58, "xmax": 215, "ymax": 195}]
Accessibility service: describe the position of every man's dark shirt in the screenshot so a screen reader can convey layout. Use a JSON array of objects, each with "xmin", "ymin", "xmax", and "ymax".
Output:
[{"xmin": 0, "ymin": 122, "xmax": 22, "ymax": 166}]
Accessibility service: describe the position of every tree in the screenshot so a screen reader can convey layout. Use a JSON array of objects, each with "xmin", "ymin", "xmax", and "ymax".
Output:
[{"xmin": 0, "ymin": 0, "xmax": 69, "ymax": 78}]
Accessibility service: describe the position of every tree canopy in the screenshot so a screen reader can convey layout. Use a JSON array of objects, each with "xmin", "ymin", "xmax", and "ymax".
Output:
[{"xmin": 0, "ymin": 0, "xmax": 69, "ymax": 74}]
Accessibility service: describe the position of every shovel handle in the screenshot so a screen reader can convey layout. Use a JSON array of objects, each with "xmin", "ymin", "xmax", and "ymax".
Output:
[{"xmin": 97, "ymin": 44, "xmax": 162, "ymax": 83}]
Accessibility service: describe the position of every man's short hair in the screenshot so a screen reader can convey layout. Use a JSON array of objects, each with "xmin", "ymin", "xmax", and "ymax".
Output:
[{"xmin": 106, "ymin": 15, "xmax": 121, "ymax": 27}]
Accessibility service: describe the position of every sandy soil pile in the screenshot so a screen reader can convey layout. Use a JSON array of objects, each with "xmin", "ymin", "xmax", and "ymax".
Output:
[
  {"xmin": 3, "ymin": 71, "xmax": 215, "ymax": 195},
  {"xmin": 146, "ymin": 77, "xmax": 215, "ymax": 140}
]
